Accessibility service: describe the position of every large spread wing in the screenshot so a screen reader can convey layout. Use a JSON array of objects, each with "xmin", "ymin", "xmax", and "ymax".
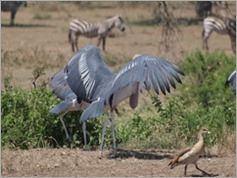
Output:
[
  {"xmin": 107, "ymin": 54, "xmax": 184, "ymax": 99},
  {"xmin": 50, "ymin": 70, "xmax": 77, "ymax": 100},
  {"xmin": 79, "ymin": 54, "xmax": 184, "ymax": 123},
  {"xmin": 65, "ymin": 46, "xmax": 114, "ymax": 102}
]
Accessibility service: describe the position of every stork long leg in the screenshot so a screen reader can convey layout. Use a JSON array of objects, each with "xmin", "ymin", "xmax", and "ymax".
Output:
[
  {"xmin": 99, "ymin": 117, "xmax": 109, "ymax": 155},
  {"xmin": 82, "ymin": 122, "xmax": 89, "ymax": 151},
  {"xmin": 59, "ymin": 112, "xmax": 71, "ymax": 144},
  {"xmin": 109, "ymin": 111, "xmax": 117, "ymax": 156}
]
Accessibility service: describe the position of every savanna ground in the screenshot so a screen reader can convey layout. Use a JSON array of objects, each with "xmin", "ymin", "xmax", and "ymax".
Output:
[{"xmin": 1, "ymin": 2, "xmax": 236, "ymax": 177}]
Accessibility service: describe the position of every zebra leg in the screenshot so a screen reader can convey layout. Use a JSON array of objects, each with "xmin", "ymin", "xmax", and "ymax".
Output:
[
  {"xmin": 10, "ymin": 11, "xmax": 16, "ymax": 26},
  {"xmin": 68, "ymin": 29, "xmax": 75, "ymax": 52},
  {"xmin": 202, "ymin": 30, "xmax": 209, "ymax": 50},
  {"xmin": 75, "ymin": 35, "xmax": 79, "ymax": 51},
  {"xmin": 229, "ymin": 35, "xmax": 236, "ymax": 53},
  {"xmin": 97, "ymin": 36, "xmax": 102, "ymax": 48}
]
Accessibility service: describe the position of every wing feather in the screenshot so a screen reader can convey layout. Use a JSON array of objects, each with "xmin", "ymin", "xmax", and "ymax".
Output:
[
  {"xmin": 65, "ymin": 46, "xmax": 113, "ymax": 102},
  {"xmin": 108, "ymin": 55, "xmax": 184, "ymax": 98},
  {"xmin": 50, "ymin": 71, "xmax": 77, "ymax": 100}
]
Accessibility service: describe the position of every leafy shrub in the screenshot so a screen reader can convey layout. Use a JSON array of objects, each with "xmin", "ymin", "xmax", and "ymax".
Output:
[
  {"xmin": 1, "ymin": 77, "xmax": 102, "ymax": 150},
  {"xmin": 2, "ymin": 50, "xmax": 236, "ymax": 151},
  {"xmin": 116, "ymin": 50, "xmax": 235, "ymax": 150}
]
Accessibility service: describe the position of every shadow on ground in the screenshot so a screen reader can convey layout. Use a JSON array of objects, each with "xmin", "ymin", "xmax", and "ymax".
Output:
[
  {"xmin": 190, "ymin": 173, "xmax": 219, "ymax": 177},
  {"xmin": 108, "ymin": 148, "xmax": 174, "ymax": 160},
  {"xmin": 1, "ymin": 23, "xmax": 52, "ymax": 28}
]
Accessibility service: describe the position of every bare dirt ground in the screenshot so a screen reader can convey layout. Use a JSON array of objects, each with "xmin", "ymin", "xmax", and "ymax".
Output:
[
  {"xmin": 1, "ymin": 2, "xmax": 236, "ymax": 177},
  {"xmin": 1, "ymin": 148, "xmax": 236, "ymax": 177}
]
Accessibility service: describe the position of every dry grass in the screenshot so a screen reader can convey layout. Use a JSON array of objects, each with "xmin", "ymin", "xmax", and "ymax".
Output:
[{"xmin": 1, "ymin": 2, "xmax": 235, "ymax": 89}]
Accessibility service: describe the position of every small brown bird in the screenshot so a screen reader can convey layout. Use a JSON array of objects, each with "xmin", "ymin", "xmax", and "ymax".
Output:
[{"xmin": 168, "ymin": 128, "xmax": 211, "ymax": 176}]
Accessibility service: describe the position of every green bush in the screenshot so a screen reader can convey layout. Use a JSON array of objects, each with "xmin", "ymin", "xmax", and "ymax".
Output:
[
  {"xmin": 116, "ymin": 50, "xmax": 235, "ymax": 149},
  {"xmin": 1, "ymin": 77, "xmax": 102, "ymax": 150},
  {"xmin": 1, "ymin": 50, "xmax": 236, "ymax": 150}
]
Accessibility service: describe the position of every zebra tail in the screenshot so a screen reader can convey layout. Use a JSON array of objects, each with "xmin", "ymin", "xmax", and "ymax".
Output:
[{"xmin": 68, "ymin": 29, "xmax": 72, "ymax": 43}]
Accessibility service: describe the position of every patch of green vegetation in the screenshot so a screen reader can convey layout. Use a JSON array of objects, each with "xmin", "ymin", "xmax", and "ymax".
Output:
[
  {"xmin": 1, "ymin": 51, "xmax": 236, "ymax": 151},
  {"xmin": 116, "ymin": 50, "xmax": 235, "ymax": 150}
]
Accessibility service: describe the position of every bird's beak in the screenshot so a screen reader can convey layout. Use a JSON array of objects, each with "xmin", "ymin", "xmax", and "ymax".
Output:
[
  {"xmin": 207, "ymin": 131, "xmax": 211, "ymax": 134},
  {"xmin": 133, "ymin": 54, "xmax": 142, "ymax": 60}
]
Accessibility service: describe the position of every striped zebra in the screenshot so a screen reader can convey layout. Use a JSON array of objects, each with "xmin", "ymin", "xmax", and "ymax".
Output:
[
  {"xmin": 1, "ymin": 1, "xmax": 27, "ymax": 26},
  {"xmin": 202, "ymin": 16, "xmax": 236, "ymax": 53},
  {"xmin": 68, "ymin": 15, "xmax": 126, "ymax": 52},
  {"xmin": 195, "ymin": 1, "xmax": 212, "ymax": 19}
]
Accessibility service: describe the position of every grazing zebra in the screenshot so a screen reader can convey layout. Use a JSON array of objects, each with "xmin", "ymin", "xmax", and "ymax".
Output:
[
  {"xmin": 1, "ymin": 1, "xmax": 27, "ymax": 26},
  {"xmin": 202, "ymin": 16, "xmax": 236, "ymax": 53},
  {"xmin": 195, "ymin": 1, "xmax": 212, "ymax": 18},
  {"xmin": 68, "ymin": 15, "xmax": 126, "ymax": 52}
]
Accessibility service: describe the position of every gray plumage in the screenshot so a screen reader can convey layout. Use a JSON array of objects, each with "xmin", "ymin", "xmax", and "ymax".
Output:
[
  {"xmin": 64, "ymin": 45, "xmax": 184, "ymax": 155},
  {"xmin": 226, "ymin": 70, "xmax": 236, "ymax": 95},
  {"xmin": 50, "ymin": 71, "xmax": 88, "ymax": 148},
  {"xmin": 65, "ymin": 46, "xmax": 184, "ymax": 123}
]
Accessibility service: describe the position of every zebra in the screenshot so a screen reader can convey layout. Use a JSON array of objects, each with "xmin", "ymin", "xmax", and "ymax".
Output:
[
  {"xmin": 202, "ymin": 16, "xmax": 236, "ymax": 53},
  {"xmin": 195, "ymin": 1, "xmax": 212, "ymax": 19},
  {"xmin": 1, "ymin": 1, "xmax": 27, "ymax": 26},
  {"xmin": 68, "ymin": 14, "xmax": 126, "ymax": 52}
]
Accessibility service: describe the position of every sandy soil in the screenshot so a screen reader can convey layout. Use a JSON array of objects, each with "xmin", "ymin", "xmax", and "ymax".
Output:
[{"xmin": 1, "ymin": 148, "xmax": 236, "ymax": 177}]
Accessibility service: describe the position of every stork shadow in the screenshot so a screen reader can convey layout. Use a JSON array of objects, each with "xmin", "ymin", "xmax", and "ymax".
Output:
[
  {"xmin": 107, "ymin": 148, "xmax": 173, "ymax": 160},
  {"xmin": 1, "ymin": 23, "xmax": 52, "ymax": 28}
]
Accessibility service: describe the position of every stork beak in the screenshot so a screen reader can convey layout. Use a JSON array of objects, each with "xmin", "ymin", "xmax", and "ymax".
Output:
[{"xmin": 133, "ymin": 54, "xmax": 142, "ymax": 60}]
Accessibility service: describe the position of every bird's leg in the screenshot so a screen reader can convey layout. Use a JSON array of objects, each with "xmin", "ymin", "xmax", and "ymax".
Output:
[
  {"xmin": 99, "ymin": 117, "xmax": 109, "ymax": 156},
  {"xmin": 195, "ymin": 164, "xmax": 210, "ymax": 176},
  {"xmin": 59, "ymin": 112, "xmax": 71, "ymax": 145},
  {"xmin": 109, "ymin": 110, "xmax": 117, "ymax": 157},
  {"xmin": 82, "ymin": 122, "xmax": 89, "ymax": 151},
  {"xmin": 102, "ymin": 37, "xmax": 106, "ymax": 51},
  {"xmin": 184, "ymin": 164, "xmax": 188, "ymax": 177}
]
